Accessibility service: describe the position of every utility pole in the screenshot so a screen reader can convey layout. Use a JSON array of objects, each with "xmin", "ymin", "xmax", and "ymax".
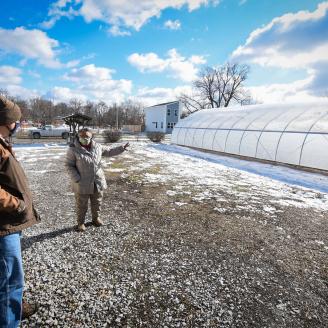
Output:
[{"xmin": 116, "ymin": 104, "xmax": 119, "ymax": 130}]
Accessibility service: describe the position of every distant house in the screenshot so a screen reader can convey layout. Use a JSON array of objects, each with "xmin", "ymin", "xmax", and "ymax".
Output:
[{"xmin": 144, "ymin": 101, "xmax": 180, "ymax": 134}]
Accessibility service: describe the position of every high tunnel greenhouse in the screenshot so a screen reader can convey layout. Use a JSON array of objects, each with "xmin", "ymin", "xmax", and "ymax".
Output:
[{"xmin": 171, "ymin": 101, "xmax": 328, "ymax": 172}]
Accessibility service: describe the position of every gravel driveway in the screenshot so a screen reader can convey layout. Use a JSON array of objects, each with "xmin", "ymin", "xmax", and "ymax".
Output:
[{"xmin": 15, "ymin": 141, "xmax": 328, "ymax": 327}]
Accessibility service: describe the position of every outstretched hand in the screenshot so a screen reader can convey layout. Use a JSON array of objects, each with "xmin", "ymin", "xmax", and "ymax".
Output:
[{"xmin": 123, "ymin": 142, "xmax": 130, "ymax": 150}]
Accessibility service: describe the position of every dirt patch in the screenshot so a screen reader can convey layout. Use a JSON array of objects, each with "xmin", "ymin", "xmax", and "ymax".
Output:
[{"xmin": 102, "ymin": 157, "xmax": 328, "ymax": 327}]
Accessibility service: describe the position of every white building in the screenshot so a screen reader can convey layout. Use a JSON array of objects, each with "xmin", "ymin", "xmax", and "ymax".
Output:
[
  {"xmin": 171, "ymin": 101, "xmax": 328, "ymax": 172},
  {"xmin": 144, "ymin": 101, "xmax": 180, "ymax": 134}
]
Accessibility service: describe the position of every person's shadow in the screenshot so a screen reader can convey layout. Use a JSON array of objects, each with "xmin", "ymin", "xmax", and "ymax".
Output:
[{"xmin": 21, "ymin": 225, "xmax": 83, "ymax": 251}]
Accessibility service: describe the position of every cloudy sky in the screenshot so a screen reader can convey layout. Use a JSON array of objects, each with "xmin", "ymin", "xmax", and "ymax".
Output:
[{"xmin": 0, "ymin": 0, "xmax": 326, "ymax": 105}]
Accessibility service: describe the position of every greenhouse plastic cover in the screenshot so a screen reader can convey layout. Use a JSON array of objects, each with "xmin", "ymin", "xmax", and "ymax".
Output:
[{"xmin": 171, "ymin": 101, "xmax": 328, "ymax": 171}]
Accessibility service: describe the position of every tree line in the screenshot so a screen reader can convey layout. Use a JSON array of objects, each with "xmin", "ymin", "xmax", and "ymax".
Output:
[{"xmin": 0, "ymin": 89, "xmax": 144, "ymax": 128}]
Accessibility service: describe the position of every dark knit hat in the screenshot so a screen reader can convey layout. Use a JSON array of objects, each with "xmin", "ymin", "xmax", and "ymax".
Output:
[{"xmin": 0, "ymin": 95, "xmax": 21, "ymax": 125}]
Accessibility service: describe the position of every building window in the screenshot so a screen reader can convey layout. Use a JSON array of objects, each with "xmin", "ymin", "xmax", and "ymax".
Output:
[
  {"xmin": 161, "ymin": 122, "xmax": 163, "ymax": 128},
  {"xmin": 167, "ymin": 122, "xmax": 174, "ymax": 129},
  {"xmin": 175, "ymin": 110, "xmax": 178, "ymax": 116},
  {"xmin": 152, "ymin": 122, "xmax": 158, "ymax": 128},
  {"xmin": 167, "ymin": 109, "xmax": 171, "ymax": 116}
]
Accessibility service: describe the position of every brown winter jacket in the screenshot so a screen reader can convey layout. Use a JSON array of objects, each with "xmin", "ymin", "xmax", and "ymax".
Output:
[{"xmin": 0, "ymin": 137, "xmax": 40, "ymax": 236}]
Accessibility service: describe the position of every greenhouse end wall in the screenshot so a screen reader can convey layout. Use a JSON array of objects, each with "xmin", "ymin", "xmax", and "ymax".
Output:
[{"xmin": 171, "ymin": 101, "xmax": 328, "ymax": 172}]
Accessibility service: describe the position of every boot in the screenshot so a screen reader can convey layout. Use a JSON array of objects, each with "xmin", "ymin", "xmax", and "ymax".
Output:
[
  {"xmin": 77, "ymin": 223, "xmax": 86, "ymax": 232},
  {"xmin": 22, "ymin": 300, "xmax": 37, "ymax": 320},
  {"xmin": 93, "ymin": 218, "xmax": 104, "ymax": 227}
]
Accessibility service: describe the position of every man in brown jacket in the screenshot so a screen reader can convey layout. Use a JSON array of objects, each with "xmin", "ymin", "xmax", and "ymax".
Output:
[{"xmin": 0, "ymin": 95, "xmax": 40, "ymax": 327}]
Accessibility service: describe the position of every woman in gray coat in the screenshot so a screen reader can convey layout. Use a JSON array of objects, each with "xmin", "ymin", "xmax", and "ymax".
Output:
[{"xmin": 66, "ymin": 128, "xmax": 129, "ymax": 231}]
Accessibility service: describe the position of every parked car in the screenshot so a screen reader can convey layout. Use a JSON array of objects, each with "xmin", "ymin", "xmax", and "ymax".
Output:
[{"xmin": 28, "ymin": 125, "xmax": 70, "ymax": 139}]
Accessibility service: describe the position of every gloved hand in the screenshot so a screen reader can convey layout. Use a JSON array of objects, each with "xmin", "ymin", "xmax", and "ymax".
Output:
[{"xmin": 123, "ymin": 142, "xmax": 130, "ymax": 150}]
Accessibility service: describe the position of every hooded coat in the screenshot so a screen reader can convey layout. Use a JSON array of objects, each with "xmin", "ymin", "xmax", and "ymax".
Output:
[
  {"xmin": 65, "ymin": 139, "xmax": 124, "ymax": 194},
  {"xmin": 0, "ymin": 138, "xmax": 40, "ymax": 236}
]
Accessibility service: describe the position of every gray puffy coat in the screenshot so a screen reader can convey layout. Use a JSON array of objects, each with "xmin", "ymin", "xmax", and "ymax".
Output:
[{"xmin": 65, "ymin": 139, "xmax": 124, "ymax": 194}]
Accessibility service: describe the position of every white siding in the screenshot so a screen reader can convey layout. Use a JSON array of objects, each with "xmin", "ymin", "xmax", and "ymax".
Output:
[{"xmin": 145, "ymin": 106, "xmax": 166, "ymax": 132}]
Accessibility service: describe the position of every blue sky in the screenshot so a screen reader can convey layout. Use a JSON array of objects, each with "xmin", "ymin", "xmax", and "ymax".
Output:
[{"xmin": 0, "ymin": 0, "xmax": 326, "ymax": 105}]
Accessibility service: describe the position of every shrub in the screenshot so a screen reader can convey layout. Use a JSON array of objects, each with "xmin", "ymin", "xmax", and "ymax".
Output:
[
  {"xmin": 147, "ymin": 132, "xmax": 165, "ymax": 143},
  {"xmin": 103, "ymin": 130, "xmax": 122, "ymax": 143}
]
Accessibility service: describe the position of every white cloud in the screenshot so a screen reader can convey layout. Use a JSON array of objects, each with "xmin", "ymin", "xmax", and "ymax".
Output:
[
  {"xmin": 40, "ymin": 0, "xmax": 79, "ymax": 29},
  {"xmin": 134, "ymin": 85, "xmax": 191, "ymax": 106},
  {"xmin": 247, "ymin": 75, "xmax": 321, "ymax": 104},
  {"xmin": 6, "ymin": 85, "xmax": 40, "ymax": 100},
  {"xmin": 64, "ymin": 64, "xmax": 115, "ymax": 82},
  {"xmin": 164, "ymin": 19, "xmax": 181, "ymax": 30},
  {"xmin": 108, "ymin": 25, "xmax": 131, "ymax": 37},
  {"xmin": 0, "ymin": 66, "xmax": 22, "ymax": 85},
  {"xmin": 0, "ymin": 65, "xmax": 41, "ymax": 99},
  {"xmin": 128, "ymin": 48, "xmax": 206, "ymax": 82},
  {"xmin": 232, "ymin": 2, "xmax": 328, "ymax": 99},
  {"xmin": 232, "ymin": 2, "xmax": 328, "ymax": 68},
  {"xmin": 308, "ymin": 63, "xmax": 328, "ymax": 96},
  {"xmin": 28, "ymin": 70, "xmax": 41, "ymax": 79},
  {"xmin": 128, "ymin": 53, "xmax": 167, "ymax": 73},
  {"xmin": 61, "ymin": 64, "xmax": 133, "ymax": 103},
  {"xmin": 66, "ymin": 59, "xmax": 80, "ymax": 68},
  {"xmin": 0, "ymin": 27, "xmax": 62, "ymax": 68},
  {"xmin": 45, "ymin": 86, "xmax": 88, "ymax": 103},
  {"xmin": 44, "ymin": 0, "xmax": 219, "ymax": 34}
]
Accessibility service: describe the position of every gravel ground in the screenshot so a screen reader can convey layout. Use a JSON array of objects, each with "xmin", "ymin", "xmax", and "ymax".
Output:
[{"xmin": 14, "ymin": 141, "xmax": 328, "ymax": 328}]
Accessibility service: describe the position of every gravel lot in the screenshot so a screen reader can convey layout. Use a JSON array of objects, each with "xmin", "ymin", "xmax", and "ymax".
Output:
[{"xmin": 15, "ymin": 141, "xmax": 328, "ymax": 327}]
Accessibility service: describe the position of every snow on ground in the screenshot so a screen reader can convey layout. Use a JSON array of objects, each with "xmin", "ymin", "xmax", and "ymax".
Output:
[
  {"xmin": 15, "ymin": 141, "xmax": 328, "ymax": 213},
  {"xmin": 12, "ymin": 141, "xmax": 328, "ymax": 327},
  {"xmin": 122, "ymin": 142, "xmax": 328, "ymax": 212}
]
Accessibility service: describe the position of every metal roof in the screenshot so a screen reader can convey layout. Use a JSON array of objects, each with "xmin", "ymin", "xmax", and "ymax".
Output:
[{"xmin": 145, "ymin": 100, "xmax": 179, "ymax": 109}]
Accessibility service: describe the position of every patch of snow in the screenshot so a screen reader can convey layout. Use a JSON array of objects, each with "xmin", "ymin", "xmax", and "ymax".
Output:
[
  {"xmin": 175, "ymin": 202, "xmax": 187, "ymax": 207},
  {"xmin": 263, "ymin": 205, "xmax": 276, "ymax": 213},
  {"xmin": 109, "ymin": 168, "xmax": 125, "ymax": 172},
  {"xmin": 214, "ymin": 207, "xmax": 226, "ymax": 213}
]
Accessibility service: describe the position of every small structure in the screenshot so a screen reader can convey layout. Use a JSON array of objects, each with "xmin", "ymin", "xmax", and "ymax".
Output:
[
  {"xmin": 144, "ymin": 101, "xmax": 180, "ymax": 134},
  {"xmin": 63, "ymin": 113, "xmax": 92, "ymax": 143}
]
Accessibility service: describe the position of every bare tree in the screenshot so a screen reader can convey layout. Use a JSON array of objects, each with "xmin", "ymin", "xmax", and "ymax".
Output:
[
  {"xmin": 0, "ymin": 88, "xmax": 9, "ymax": 98},
  {"xmin": 179, "ymin": 91, "xmax": 208, "ymax": 115},
  {"xmin": 13, "ymin": 98, "xmax": 29, "ymax": 120},
  {"xmin": 121, "ymin": 100, "xmax": 144, "ymax": 125},
  {"xmin": 54, "ymin": 102, "xmax": 71, "ymax": 117},
  {"xmin": 95, "ymin": 101, "xmax": 108, "ymax": 127},
  {"xmin": 69, "ymin": 98, "xmax": 84, "ymax": 114},
  {"xmin": 29, "ymin": 98, "xmax": 53, "ymax": 124},
  {"xmin": 180, "ymin": 62, "xmax": 251, "ymax": 115}
]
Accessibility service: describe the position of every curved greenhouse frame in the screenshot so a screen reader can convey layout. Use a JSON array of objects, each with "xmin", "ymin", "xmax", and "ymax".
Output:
[{"xmin": 171, "ymin": 101, "xmax": 328, "ymax": 172}]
